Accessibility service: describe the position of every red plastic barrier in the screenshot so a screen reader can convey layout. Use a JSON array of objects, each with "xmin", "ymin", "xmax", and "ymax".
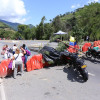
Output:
[
  {"xmin": 26, "ymin": 59, "xmax": 32, "ymax": 72},
  {"xmin": 74, "ymin": 45, "xmax": 80, "ymax": 53},
  {"xmin": 0, "ymin": 64, "xmax": 4, "ymax": 77},
  {"xmin": 98, "ymin": 45, "xmax": 100, "ymax": 48},
  {"xmin": 32, "ymin": 54, "xmax": 44, "ymax": 70},
  {"xmin": 82, "ymin": 43, "xmax": 91, "ymax": 52},
  {"xmin": 94, "ymin": 41, "xmax": 97, "ymax": 47},
  {"xmin": 97, "ymin": 40, "xmax": 100, "ymax": 45},
  {"xmin": 93, "ymin": 41, "xmax": 100, "ymax": 47},
  {"xmin": 99, "ymin": 40, "xmax": 100, "ymax": 45},
  {"xmin": 96, "ymin": 41, "xmax": 99, "ymax": 46},
  {"xmin": 67, "ymin": 45, "xmax": 80, "ymax": 53},
  {"xmin": 67, "ymin": 47, "xmax": 74, "ymax": 53},
  {"xmin": 0, "ymin": 59, "xmax": 25, "ymax": 77},
  {"xmin": 82, "ymin": 46, "xmax": 87, "ymax": 52},
  {"xmin": 26, "ymin": 54, "xmax": 44, "ymax": 72},
  {"xmin": 31, "ymin": 56, "xmax": 36, "ymax": 70},
  {"xmin": 0, "ymin": 59, "xmax": 10, "ymax": 78}
]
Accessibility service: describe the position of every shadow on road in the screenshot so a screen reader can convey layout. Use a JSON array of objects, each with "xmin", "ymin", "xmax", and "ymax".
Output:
[
  {"xmin": 84, "ymin": 57, "xmax": 100, "ymax": 64},
  {"xmin": 63, "ymin": 67, "xmax": 86, "ymax": 83},
  {"xmin": 5, "ymin": 76, "xmax": 12, "ymax": 79}
]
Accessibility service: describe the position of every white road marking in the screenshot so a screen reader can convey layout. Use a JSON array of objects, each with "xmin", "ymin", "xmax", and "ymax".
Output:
[
  {"xmin": 0, "ymin": 78, "xmax": 6, "ymax": 100},
  {"xmin": 88, "ymin": 73, "xmax": 95, "ymax": 76}
]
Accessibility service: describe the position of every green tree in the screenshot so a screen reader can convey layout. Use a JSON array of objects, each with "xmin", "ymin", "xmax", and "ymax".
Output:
[
  {"xmin": 17, "ymin": 24, "xmax": 33, "ymax": 40},
  {"xmin": 75, "ymin": 2, "xmax": 100, "ymax": 40},
  {"xmin": 31, "ymin": 26, "xmax": 36, "ymax": 39},
  {"xmin": 52, "ymin": 16, "xmax": 64, "ymax": 32},
  {"xmin": 42, "ymin": 23, "xmax": 54, "ymax": 39},
  {"xmin": 72, "ymin": 25, "xmax": 84, "ymax": 43},
  {"xmin": 36, "ymin": 16, "xmax": 46, "ymax": 39}
]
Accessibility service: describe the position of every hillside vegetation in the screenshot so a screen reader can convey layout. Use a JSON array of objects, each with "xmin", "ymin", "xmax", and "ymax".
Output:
[
  {"xmin": 16, "ymin": 2, "xmax": 99, "ymax": 41},
  {"xmin": 0, "ymin": 2, "xmax": 100, "ymax": 40},
  {"xmin": 0, "ymin": 22, "xmax": 16, "ymax": 39},
  {"xmin": 0, "ymin": 19, "xmax": 19, "ymax": 31}
]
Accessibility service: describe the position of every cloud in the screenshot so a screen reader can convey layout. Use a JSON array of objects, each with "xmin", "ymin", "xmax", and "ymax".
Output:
[
  {"xmin": 0, "ymin": 0, "xmax": 27, "ymax": 23},
  {"xmin": 71, "ymin": 5, "xmax": 75, "ymax": 9},
  {"xmin": 88, "ymin": 0, "xmax": 99, "ymax": 3},
  {"xmin": 71, "ymin": 4, "xmax": 80, "ymax": 9},
  {"xmin": 71, "ymin": 0, "xmax": 100, "ymax": 9}
]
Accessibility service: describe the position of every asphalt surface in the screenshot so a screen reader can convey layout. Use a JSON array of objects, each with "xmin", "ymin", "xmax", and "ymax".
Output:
[{"xmin": 0, "ymin": 40, "xmax": 100, "ymax": 100}]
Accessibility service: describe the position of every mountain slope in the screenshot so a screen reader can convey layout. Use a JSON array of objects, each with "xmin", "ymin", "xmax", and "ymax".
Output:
[
  {"xmin": 0, "ymin": 19, "xmax": 20, "ymax": 31},
  {"xmin": 0, "ymin": 21, "xmax": 12, "ymax": 29},
  {"xmin": 0, "ymin": 21, "xmax": 16, "ymax": 39}
]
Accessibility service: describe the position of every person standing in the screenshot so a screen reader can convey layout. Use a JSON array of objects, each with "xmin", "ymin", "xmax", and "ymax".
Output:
[
  {"xmin": 1, "ymin": 45, "xmax": 6, "ymax": 55},
  {"xmin": 22, "ymin": 44, "xmax": 30, "ymax": 67},
  {"xmin": 12, "ymin": 48, "xmax": 23, "ymax": 79},
  {"xmin": 22, "ymin": 44, "xmax": 28, "ymax": 50},
  {"xmin": 86, "ymin": 36, "xmax": 89, "ymax": 42},
  {"xmin": 20, "ymin": 46, "xmax": 27, "ymax": 68},
  {"xmin": 12, "ymin": 44, "xmax": 17, "ymax": 55},
  {"xmin": 4, "ymin": 45, "xmax": 10, "ymax": 59}
]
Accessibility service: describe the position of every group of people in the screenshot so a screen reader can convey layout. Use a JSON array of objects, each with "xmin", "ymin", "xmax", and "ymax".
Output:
[{"xmin": 1, "ymin": 44, "xmax": 30, "ymax": 79}]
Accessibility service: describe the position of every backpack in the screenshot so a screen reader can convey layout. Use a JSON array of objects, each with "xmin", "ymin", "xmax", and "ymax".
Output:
[
  {"xmin": 9, "ymin": 48, "xmax": 13, "ymax": 53},
  {"xmin": 26, "ymin": 50, "xmax": 31, "ymax": 56}
]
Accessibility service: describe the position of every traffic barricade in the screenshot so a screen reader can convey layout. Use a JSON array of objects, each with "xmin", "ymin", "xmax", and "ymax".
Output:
[
  {"xmin": 82, "ymin": 43, "xmax": 91, "ymax": 52},
  {"xmin": 26, "ymin": 54, "xmax": 44, "ymax": 72},
  {"xmin": 0, "ymin": 59, "xmax": 10, "ymax": 78}
]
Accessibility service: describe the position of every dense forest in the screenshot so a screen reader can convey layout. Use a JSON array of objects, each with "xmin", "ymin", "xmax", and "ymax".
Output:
[{"xmin": 0, "ymin": 2, "xmax": 100, "ymax": 41}]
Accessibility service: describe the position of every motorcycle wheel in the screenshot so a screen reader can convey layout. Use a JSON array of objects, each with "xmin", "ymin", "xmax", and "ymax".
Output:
[
  {"xmin": 86, "ymin": 52, "xmax": 92, "ymax": 58},
  {"xmin": 81, "ymin": 68, "xmax": 88, "ymax": 82}
]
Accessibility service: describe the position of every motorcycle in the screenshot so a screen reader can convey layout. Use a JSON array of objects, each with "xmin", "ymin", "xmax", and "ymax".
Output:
[
  {"xmin": 57, "ymin": 39, "xmax": 88, "ymax": 81},
  {"xmin": 86, "ymin": 47, "xmax": 100, "ymax": 60},
  {"xmin": 60, "ymin": 51, "xmax": 88, "ymax": 82},
  {"xmin": 40, "ymin": 45, "xmax": 88, "ymax": 82}
]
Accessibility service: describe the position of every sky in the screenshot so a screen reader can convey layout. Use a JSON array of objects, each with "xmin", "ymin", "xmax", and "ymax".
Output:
[{"xmin": 0, "ymin": 0, "xmax": 100, "ymax": 26}]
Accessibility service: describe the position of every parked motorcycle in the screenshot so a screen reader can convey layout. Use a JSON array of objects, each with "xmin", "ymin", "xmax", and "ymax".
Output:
[
  {"xmin": 86, "ymin": 47, "xmax": 100, "ymax": 60},
  {"xmin": 61, "ymin": 51, "xmax": 88, "ymax": 82},
  {"xmin": 40, "ymin": 46, "xmax": 88, "ymax": 82}
]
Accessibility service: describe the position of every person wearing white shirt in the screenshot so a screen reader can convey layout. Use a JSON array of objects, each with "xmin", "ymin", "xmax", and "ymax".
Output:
[
  {"xmin": 12, "ymin": 48, "xmax": 23, "ymax": 79},
  {"xmin": 12, "ymin": 44, "xmax": 17, "ymax": 55}
]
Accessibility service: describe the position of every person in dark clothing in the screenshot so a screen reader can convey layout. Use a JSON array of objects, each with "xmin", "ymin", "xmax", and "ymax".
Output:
[
  {"xmin": 20, "ymin": 46, "xmax": 27, "ymax": 68},
  {"xmin": 22, "ymin": 44, "xmax": 28, "ymax": 50}
]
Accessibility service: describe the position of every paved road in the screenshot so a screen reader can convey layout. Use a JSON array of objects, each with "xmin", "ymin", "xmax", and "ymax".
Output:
[{"xmin": 0, "ymin": 40, "xmax": 100, "ymax": 100}]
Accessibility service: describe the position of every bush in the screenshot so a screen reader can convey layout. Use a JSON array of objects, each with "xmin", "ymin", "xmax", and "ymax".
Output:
[
  {"xmin": 50, "ymin": 35, "xmax": 61, "ymax": 42},
  {"xmin": 56, "ymin": 42, "xmax": 67, "ymax": 52}
]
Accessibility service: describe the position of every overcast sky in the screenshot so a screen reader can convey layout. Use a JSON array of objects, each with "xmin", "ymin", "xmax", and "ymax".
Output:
[{"xmin": 0, "ymin": 0, "xmax": 99, "ymax": 25}]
